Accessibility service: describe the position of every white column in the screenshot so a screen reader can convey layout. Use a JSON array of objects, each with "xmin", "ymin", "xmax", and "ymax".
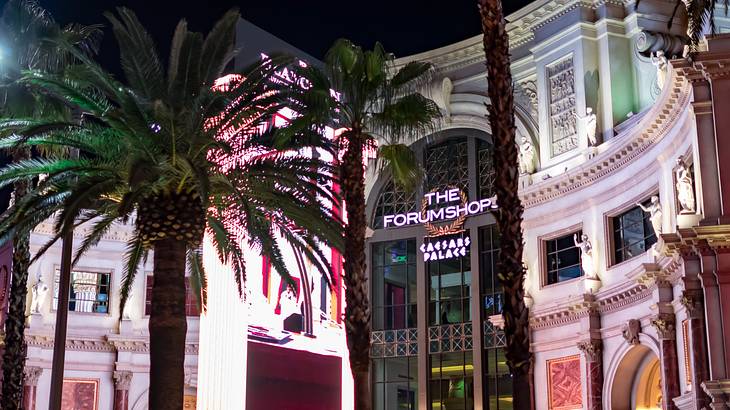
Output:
[{"xmin": 196, "ymin": 234, "xmax": 248, "ymax": 409}]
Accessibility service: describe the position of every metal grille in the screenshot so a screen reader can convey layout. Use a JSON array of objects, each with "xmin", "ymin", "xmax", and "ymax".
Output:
[
  {"xmin": 373, "ymin": 179, "xmax": 416, "ymax": 228},
  {"xmin": 371, "ymin": 328, "xmax": 418, "ymax": 357},
  {"xmin": 483, "ymin": 320, "xmax": 507, "ymax": 348},
  {"xmin": 425, "ymin": 139, "xmax": 469, "ymax": 193},
  {"xmin": 428, "ymin": 323, "xmax": 473, "ymax": 353},
  {"xmin": 478, "ymin": 142, "xmax": 496, "ymax": 198}
]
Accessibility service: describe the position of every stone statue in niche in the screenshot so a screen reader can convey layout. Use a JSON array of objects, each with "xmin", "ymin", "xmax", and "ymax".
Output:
[
  {"xmin": 575, "ymin": 107, "xmax": 598, "ymax": 146},
  {"xmin": 518, "ymin": 136, "xmax": 536, "ymax": 174},
  {"xmin": 675, "ymin": 158, "xmax": 696, "ymax": 213},
  {"xmin": 637, "ymin": 196, "xmax": 663, "ymax": 237},
  {"xmin": 30, "ymin": 271, "xmax": 48, "ymax": 314},
  {"xmin": 573, "ymin": 233, "xmax": 596, "ymax": 280},
  {"xmin": 622, "ymin": 319, "xmax": 642, "ymax": 345},
  {"xmin": 651, "ymin": 50, "xmax": 669, "ymax": 91}
]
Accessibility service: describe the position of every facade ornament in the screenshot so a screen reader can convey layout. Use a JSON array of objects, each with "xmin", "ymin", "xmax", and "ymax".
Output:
[
  {"xmin": 429, "ymin": 77, "xmax": 453, "ymax": 121},
  {"xmin": 113, "ymin": 370, "xmax": 133, "ymax": 391},
  {"xmin": 680, "ymin": 291, "xmax": 702, "ymax": 316},
  {"xmin": 651, "ymin": 314, "xmax": 676, "ymax": 340},
  {"xmin": 23, "ymin": 366, "xmax": 43, "ymax": 386},
  {"xmin": 548, "ymin": 58, "xmax": 578, "ymax": 156},
  {"xmin": 518, "ymin": 136, "xmax": 537, "ymax": 174},
  {"xmin": 30, "ymin": 271, "xmax": 48, "ymax": 314},
  {"xmin": 675, "ymin": 158, "xmax": 695, "ymax": 213},
  {"xmin": 514, "ymin": 79, "xmax": 538, "ymax": 122},
  {"xmin": 622, "ymin": 319, "xmax": 642, "ymax": 345},
  {"xmin": 637, "ymin": 196, "xmax": 663, "ymax": 237},
  {"xmin": 574, "ymin": 233, "xmax": 596, "ymax": 281},
  {"xmin": 577, "ymin": 339, "xmax": 603, "ymax": 362},
  {"xmin": 575, "ymin": 107, "xmax": 598, "ymax": 146}
]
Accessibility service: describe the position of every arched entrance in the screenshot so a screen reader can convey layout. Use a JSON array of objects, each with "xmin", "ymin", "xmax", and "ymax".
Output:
[{"xmin": 608, "ymin": 344, "xmax": 662, "ymax": 410}]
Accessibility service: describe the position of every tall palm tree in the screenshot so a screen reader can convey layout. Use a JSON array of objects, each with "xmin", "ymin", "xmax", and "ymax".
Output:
[
  {"xmin": 478, "ymin": 1, "xmax": 532, "ymax": 409},
  {"xmin": 281, "ymin": 40, "xmax": 440, "ymax": 410},
  {"xmin": 0, "ymin": 8, "xmax": 341, "ymax": 409},
  {"xmin": 636, "ymin": 0, "xmax": 728, "ymax": 48},
  {"xmin": 0, "ymin": 1, "xmax": 100, "ymax": 406}
]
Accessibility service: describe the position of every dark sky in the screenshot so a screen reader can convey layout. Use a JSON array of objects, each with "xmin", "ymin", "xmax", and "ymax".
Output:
[{"xmin": 10, "ymin": 0, "xmax": 532, "ymax": 73}]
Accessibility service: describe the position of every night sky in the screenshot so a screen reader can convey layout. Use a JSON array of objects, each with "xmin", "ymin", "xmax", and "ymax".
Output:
[{"xmin": 7, "ymin": 0, "xmax": 532, "ymax": 73}]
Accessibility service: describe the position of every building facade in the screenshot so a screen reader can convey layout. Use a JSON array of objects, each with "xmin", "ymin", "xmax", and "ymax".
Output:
[{"xmin": 364, "ymin": 1, "xmax": 730, "ymax": 409}]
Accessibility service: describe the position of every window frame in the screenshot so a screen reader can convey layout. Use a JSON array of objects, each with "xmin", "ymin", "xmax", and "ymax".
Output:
[
  {"xmin": 603, "ymin": 188, "xmax": 660, "ymax": 268},
  {"xmin": 144, "ymin": 273, "xmax": 201, "ymax": 317},
  {"xmin": 538, "ymin": 223, "xmax": 584, "ymax": 288},
  {"xmin": 52, "ymin": 266, "xmax": 112, "ymax": 316}
]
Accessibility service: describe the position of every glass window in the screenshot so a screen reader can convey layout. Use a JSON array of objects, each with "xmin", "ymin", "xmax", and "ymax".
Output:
[
  {"xmin": 425, "ymin": 138, "xmax": 470, "ymax": 194},
  {"xmin": 545, "ymin": 230, "xmax": 583, "ymax": 285},
  {"xmin": 612, "ymin": 200, "xmax": 657, "ymax": 264},
  {"xmin": 53, "ymin": 270, "xmax": 110, "ymax": 314},
  {"xmin": 479, "ymin": 226, "xmax": 502, "ymax": 319},
  {"xmin": 372, "ymin": 240, "xmax": 417, "ymax": 330},
  {"xmin": 145, "ymin": 275, "xmax": 200, "ymax": 316},
  {"xmin": 373, "ymin": 356, "xmax": 418, "ymax": 410},
  {"xmin": 429, "ymin": 351, "xmax": 474, "ymax": 410},
  {"xmin": 428, "ymin": 234, "xmax": 471, "ymax": 326},
  {"xmin": 373, "ymin": 179, "xmax": 417, "ymax": 229},
  {"xmin": 477, "ymin": 140, "xmax": 496, "ymax": 199}
]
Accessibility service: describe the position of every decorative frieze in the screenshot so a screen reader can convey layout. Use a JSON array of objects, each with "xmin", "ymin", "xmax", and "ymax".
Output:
[
  {"xmin": 514, "ymin": 79, "xmax": 538, "ymax": 123},
  {"xmin": 547, "ymin": 57, "xmax": 578, "ymax": 157}
]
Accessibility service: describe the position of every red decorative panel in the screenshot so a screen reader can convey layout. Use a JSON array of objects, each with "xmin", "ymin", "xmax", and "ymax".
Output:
[
  {"xmin": 547, "ymin": 355, "xmax": 583, "ymax": 410},
  {"xmin": 61, "ymin": 379, "xmax": 98, "ymax": 410}
]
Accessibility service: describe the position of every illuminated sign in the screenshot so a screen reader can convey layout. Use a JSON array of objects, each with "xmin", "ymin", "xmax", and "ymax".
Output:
[
  {"xmin": 383, "ymin": 187, "xmax": 497, "ymax": 230},
  {"xmin": 384, "ymin": 187, "xmax": 497, "ymax": 261},
  {"xmin": 421, "ymin": 236, "xmax": 471, "ymax": 261}
]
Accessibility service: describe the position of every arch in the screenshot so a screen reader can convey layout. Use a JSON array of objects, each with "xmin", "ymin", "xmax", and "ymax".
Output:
[
  {"xmin": 604, "ymin": 333, "xmax": 662, "ymax": 410},
  {"xmin": 131, "ymin": 389, "xmax": 148, "ymax": 410}
]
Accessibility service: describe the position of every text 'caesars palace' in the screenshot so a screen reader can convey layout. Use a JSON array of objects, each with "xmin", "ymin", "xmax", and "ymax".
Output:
[{"xmin": 3, "ymin": 0, "xmax": 730, "ymax": 409}]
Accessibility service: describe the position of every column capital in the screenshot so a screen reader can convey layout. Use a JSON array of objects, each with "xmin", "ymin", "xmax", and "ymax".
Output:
[
  {"xmin": 680, "ymin": 290, "xmax": 704, "ymax": 318},
  {"xmin": 577, "ymin": 339, "xmax": 603, "ymax": 362},
  {"xmin": 651, "ymin": 314, "xmax": 676, "ymax": 340},
  {"xmin": 23, "ymin": 366, "xmax": 42, "ymax": 387},
  {"xmin": 113, "ymin": 370, "xmax": 133, "ymax": 391}
]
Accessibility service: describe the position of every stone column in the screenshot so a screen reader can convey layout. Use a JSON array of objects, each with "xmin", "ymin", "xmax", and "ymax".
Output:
[
  {"xmin": 652, "ymin": 313, "xmax": 681, "ymax": 410},
  {"xmin": 113, "ymin": 370, "xmax": 133, "ymax": 410},
  {"xmin": 22, "ymin": 366, "xmax": 42, "ymax": 410},
  {"xmin": 681, "ymin": 289, "xmax": 710, "ymax": 406},
  {"xmin": 577, "ymin": 339, "xmax": 603, "ymax": 410}
]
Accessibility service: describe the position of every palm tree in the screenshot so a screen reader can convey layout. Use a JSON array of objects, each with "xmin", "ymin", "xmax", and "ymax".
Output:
[
  {"xmin": 478, "ymin": 1, "xmax": 532, "ymax": 409},
  {"xmin": 281, "ymin": 40, "xmax": 440, "ymax": 410},
  {"xmin": 0, "ymin": 8, "xmax": 341, "ymax": 409},
  {"xmin": 635, "ymin": 0, "xmax": 728, "ymax": 48},
  {"xmin": 0, "ymin": 1, "xmax": 100, "ymax": 406}
]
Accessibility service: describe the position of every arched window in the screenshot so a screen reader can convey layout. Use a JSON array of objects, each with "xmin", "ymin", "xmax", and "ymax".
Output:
[
  {"xmin": 425, "ymin": 138, "xmax": 469, "ymax": 193},
  {"xmin": 373, "ymin": 179, "xmax": 417, "ymax": 229}
]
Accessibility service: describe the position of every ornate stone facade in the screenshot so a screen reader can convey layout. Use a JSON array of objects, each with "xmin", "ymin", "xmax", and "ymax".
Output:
[{"xmin": 547, "ymin": 57, "xmax": 577, "ymax": 156}]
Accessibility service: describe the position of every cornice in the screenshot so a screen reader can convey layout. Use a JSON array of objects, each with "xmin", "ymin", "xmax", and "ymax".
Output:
[
  {"xmin": 33, "ymin": 220, "xmax": 134, "ymax": 243},
  {"xmin": 25, "ymin": 333, "xmax": 199, "ymax": 354}
]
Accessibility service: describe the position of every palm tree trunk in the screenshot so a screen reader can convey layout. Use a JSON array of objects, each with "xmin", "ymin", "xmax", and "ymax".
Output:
[
  {"xmin": 1, "ymin": 148, "xmax": 31, "ymax": 410},
  {"xmin": 340, "ymin": 131, "xmax": 371, "ymax": 410},
  {"xmin": 149, "ymin": 237, "xmax": 187, "ymax": 410},
  {"xmin": 478, "ymin": 1, "xmax": 534, "ymax": 409}
]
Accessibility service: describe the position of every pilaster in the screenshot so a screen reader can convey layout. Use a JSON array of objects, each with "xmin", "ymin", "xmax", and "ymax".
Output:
[
  {"xmin": 22, "ymin": 366, "xmax": 42, "ymax": 410},
  {"xmin": 113, "ymin": 370, "xmax": 133, "ymax": 410}
]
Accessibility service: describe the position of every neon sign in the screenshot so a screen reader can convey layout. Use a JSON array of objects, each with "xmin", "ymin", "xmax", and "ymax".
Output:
[
  {"xmin": 383, "ymin": 187, "xmax": 497, "ymax": 230},
  {"xmin": 421, "ymin": 236, "xmax": 471, "ymax": 261}
]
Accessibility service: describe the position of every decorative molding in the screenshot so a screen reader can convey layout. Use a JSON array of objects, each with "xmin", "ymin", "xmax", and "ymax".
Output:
[
  {"xmin": 33, "ymin": 220, "xmax": 134, "ymax": 243},
  {"xmin": 112, "ymin": 370, "xmax": 133, "ymax": 391},
  {"xmin": 25, "ymin": 333, "xmax": 199, "ymax": 354},
  {"xmin": 23, "ymin": 366, "xmax": 43, "ymax": 386},
  {"xmin": 515, "ymin": 79, "xmax": 539, "ymax": 123},
  {"xmin": 519, "ymin": 69, "xmax": 692, "ymax": 208},
  {"xmin": 547, "ymin": 56, "xmax": 578, "ymax": 157}
]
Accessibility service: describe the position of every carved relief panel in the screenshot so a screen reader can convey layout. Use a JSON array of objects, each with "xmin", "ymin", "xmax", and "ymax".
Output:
[{"xmin": 547, "ymin": 57, "xmax": 578, "ymax": 157}]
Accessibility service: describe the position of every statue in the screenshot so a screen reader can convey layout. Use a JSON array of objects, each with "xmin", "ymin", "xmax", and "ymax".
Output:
[
  {"xmin": 518, "ymin": 136, "xmax": 536, "ymax": 174},
  {"xmin": 573, "ymin": 233, "xmax": 596, "ymax": 280},
  {"xmin": 675, "ymin": 158, "xmax": 695, "ymax": 213},
  {"xmin": 575, "ymin": 107, "xmax": 598, "ymax": 146},
  {"xmin": 637, "ymin": 196, "xmax": 663, "ymax": 237},
  {"xmin": 30, "ymin": 272, "xmax": 48, "ymax": 314},
  {"xmin": 651, "ymin": 50, "xmax": 668, "ymax": 91}
]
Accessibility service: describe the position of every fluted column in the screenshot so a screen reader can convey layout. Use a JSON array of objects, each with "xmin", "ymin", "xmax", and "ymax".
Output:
[
  {"xmin": 113, "ymin": 370, "xmax": 132, "ymax": 410},
  {"xmin": 577, "ymin": 339, "xmax": 603, "ymax": 410},
  {"xmin": 652, "ymin": 313, "xmax": 681, "ymax": 410},
  {"xmin": 22, "ymin": 366, "xmax": 42, "ymax": 410}
]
